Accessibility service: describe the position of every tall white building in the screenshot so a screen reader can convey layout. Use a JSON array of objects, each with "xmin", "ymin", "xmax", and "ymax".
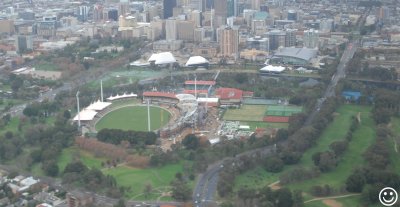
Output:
[
  {"xmin": 303, "ymin": 29, "xmax": 319, "ymax": 48},
  {"xmin": 191, "ymin": 10, "xmax": 202, "ymax": 27},
  {"xmin": 166, "ymin": 18, "xmax": 178, "ymax": 40}
]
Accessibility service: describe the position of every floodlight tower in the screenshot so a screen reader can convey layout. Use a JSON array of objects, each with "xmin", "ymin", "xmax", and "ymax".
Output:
[
  {"xmin": 194, "ymin": 75, "xmax": 197, "ymax": 99},
  {"xmin": 76, "ymin": 91, "xmax": 81, "ymax": 128},
  {"xmin": 100, "ymin": 80, "xmax": 104, "ymax": 102},
  {"xmin": 147, "ymin": 99, "xmax": 151, "ymax": 132}
]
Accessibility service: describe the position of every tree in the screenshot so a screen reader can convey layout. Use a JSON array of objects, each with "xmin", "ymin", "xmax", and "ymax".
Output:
[
  {"xmin": 171, "ymin": 179, "xmax": 192, "ymax": 201},
  {"xmin": 42, "ymin": 161, "xmax": 59, "ymax": 177},
  {"xmin": 114, "ymin": 199, "xmax": 126, "ymax": 207},
  {"xmin": 279, "ymin": 150, "xmax": 302, "ymax": 165},
  {"xmin": 182, "ymin": 134, "xmax": 199, "ymax": 150},
  {"xmin": 329, "ymin": 140, "xmax": 348, "ymax": 156},
  {"xmin": 275, "ymin": 128, "xmax": 289, "ymax": 141},
  {"xmin": 292, "ymin": 190, "xmax": 303, "ymax": 207},
  {"xmin": 143, "ymin": 183, "xmax": 152, "ymax": 199},
  {"xmin": 64, "ymin": 161, "xmax": 88, "ymax": 174},
  {"xmin": 346, "ymin": 172, "xmax": 366, "ymax": 192},
  {"xmin": 272, "ymin": 188, "xmax": 293, "ymax": 207},
  {"xmin": 372, "ymin": 108, "xmax": 391, "ymax": 124},
  {"xmin": 318, "ymin": 151, "xmax": 337, "ymax": 172},
  {"xmin": 264, "ymin": 157, "xmax": 284, "ymax": 173},
  {"xmin": 312, "ymin": 151, "xmax": 337, "ymax": 172},
  {"xmin": 63, "ymin": 110, "xmax": 71, "ymax": 119},
  {"xmin": 362, "ymin": 183, "xmax": 385, "ymax": 204}
]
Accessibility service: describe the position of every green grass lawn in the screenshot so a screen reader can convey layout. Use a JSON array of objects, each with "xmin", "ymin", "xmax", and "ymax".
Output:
[
  {"xmin": 224, "ymin": 105, "xmax": 267, "ymax": 122},
  {"xmin": 104, "ymin": 163, "xmax": 185, "ymax": 200},
  {"xmin": 299, "ymin": 105, "xmax": 370, "ymax": 167},
  {"xmin": 1, "ymin": 117, "xmax": 20, "ymax": 133},
  {"xmin": 234, "ymin": 166, "xmax": 280, "ymax": 191},
  {"xmin": 389, "ymin": 118, "xmax": 400, "ymax": 174},
  {"xmin": 232, "ymin": 105, "xmax": 376, "ymax": 203},
  {"xmin": 288, "ymin": 105, "xmax": 375, "ymax": 192},
  {"xmin": 57, "ymin": 147, "xmax": 107, "ymax": 172},
  {"xmin": 34, "ymin": 62, "xmax": 60, "ymax": 71},
  {"xmin": 95, "ymin": 106, "xmax": 171, "ymax": 131},
  {"xmin": 305, "ymin": 195, "xmax": 383, "ymax": 207}
]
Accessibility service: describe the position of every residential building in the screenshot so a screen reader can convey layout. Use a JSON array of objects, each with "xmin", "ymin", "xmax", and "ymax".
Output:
[
  {"xmin": 219, "ymin": 26, "xmax": 239, "ymax": 58},
  {"xmin": 304, "ymin": 29, "xmax": 319, "ymax": 48}
]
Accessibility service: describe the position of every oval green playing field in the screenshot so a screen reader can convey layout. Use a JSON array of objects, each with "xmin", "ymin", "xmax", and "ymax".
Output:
[{"xmin": 95, "ymin": 106, "xmax": 171, "ymax": 131}]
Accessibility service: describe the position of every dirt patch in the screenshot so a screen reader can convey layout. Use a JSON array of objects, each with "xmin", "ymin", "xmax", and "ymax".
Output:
[
  {"xmin": 333, "ymin": 112, "xmax": 340, "ymax": 116},
  {"xmin": 322, "ymin": 199, "xmax": 343, "ymax": 207},
  {"xmin": 357, "ymin": 112, "xmax": 361, "ymax": 124},
  {"xmin": 269, "ymin": 182, "xmax": 281, "ymax": 190}
]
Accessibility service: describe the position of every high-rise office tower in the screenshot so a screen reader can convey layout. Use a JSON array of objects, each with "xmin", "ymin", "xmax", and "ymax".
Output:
[
  {"xmin": 190, "ymin": 0, "xmax": 206, "ymax": 12},
  {"xmin": 118, "ymin": 0, "xmax": 130, "ymax": 16},
  {"xmin": 251, "ymin": 0, "xmax": 260, "ymax": 11},
  {"xmin": 287, "ymin": 10, "xmax": 297, "ymax": 21},
  {"xmin": 93, "ymin": 4, "xmax": 104, "ymax": 22},
  {"xmin": 166, "ymin": 18, "xmax": 178, "ymax": 40},
  {"xmin": 163, "ymin": 0, "xmax": 177, "ymax": 19},
  {"xmin": 214, "ymin": 0, "xmax": 227, "ymax": 27},
  {"xmin": 227, "ymin": 0, "xmax": 237, "ymax": 17},
  {"xmin": 268, "ymin": 29, "xmax": 286, "ymax": 50}
]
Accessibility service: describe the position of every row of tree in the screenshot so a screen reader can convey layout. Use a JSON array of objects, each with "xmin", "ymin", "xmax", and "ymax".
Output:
[{"xmin": 97, "ymin": 128, "xmax": 157, "ymax": 146}]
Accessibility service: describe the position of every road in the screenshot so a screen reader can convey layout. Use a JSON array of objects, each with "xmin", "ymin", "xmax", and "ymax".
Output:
[
  {"xmin": 305, "ymin": 41, "xmax": 358, "ymax": 125},
  {"xmin": 193, "ymin": 42, "xmax": 358, "ymax": 207}
]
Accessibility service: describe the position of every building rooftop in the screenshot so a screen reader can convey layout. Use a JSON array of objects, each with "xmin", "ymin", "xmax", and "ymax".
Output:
[
  {"xmin": 185, "ymin": 56, "xmax": 209, "ymax": 66},
  {"xmin": 148, "ymin": 52, "xmax": 177, "ymax": 65},
  {"xmin": 143, "ymin": 91, "xmax": 177, "ymax": 99},
  {"xmin": 184, "ymin": 80, "xmax": 216, "ymax": 85},
  {"xmin": 274, "ymin": 47, "xmax": 318, "ymax": 61}
]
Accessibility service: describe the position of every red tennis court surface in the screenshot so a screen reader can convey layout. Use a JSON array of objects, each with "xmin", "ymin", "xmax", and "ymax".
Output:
[{"xmin": 263, "ymin": 116, "xmax": 290, "ymax": 123}]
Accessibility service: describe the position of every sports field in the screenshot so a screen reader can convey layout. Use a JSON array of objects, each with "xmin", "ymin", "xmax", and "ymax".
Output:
[
  {"xmin": 223, "ymin": 105, "xmax": 267, "ymax": 121},
  {"xmin": 264, "ymin": 105, "xmax": 303, "ymax": 116},
  {"xmin": 95, "ymin": 106, "xmax": 171, "ymax": 131}
]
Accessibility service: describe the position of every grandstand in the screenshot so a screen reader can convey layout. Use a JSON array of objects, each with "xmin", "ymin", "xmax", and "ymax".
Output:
[{"xmin": 143, "ymin": 91, "xmax": 179, "ymax": 104}]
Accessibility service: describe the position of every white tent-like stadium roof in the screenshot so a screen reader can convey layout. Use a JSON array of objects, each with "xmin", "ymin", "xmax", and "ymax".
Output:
[
  {"xmin": 106, "ymin": 93, "xmax": 138, "ymax": 101},
  {"xmin": 73, "ymin": 109, "xmax": 98, "ymax": 121},
  {"xmin": 260, "ymin": 65, "xmax": 286, "ymax": 72},
  {"xmin": 86, "ymin": 100, "xmax": 112, "ymax": 111},
  {"xmin": 185, "ymin": 56, "xmax": 209, "ymax": 66},
  {"xmin": 148, "ymin": 52, "xmax": 176, "ymax": 65}
]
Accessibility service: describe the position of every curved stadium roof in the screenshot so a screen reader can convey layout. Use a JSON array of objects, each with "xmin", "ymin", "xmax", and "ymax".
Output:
[
  {"xmin": 185, "ymin": 56, "xmax": 209, "ymax": 66},
  {"xmin": 274, "ymin": 47, "xmax": 317, "ymax": 61},
  {"xmin": 148, "ymin": 52, "xmax": 177, "ymax": 65}
]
